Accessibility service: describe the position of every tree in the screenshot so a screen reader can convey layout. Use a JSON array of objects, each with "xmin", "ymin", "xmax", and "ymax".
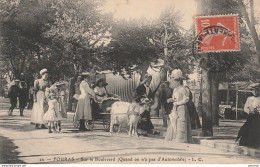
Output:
[
  {"xmin": 0, "ymin": 0, "xmax": 54, "ymax": 83},
  {"xmin": 103, "ymin": 18, "xmax": 160, "ymax": 78},
  {"xmin": 44, "ymin": 0, "xmax": 112, "ymax": 111},
  {"xmin": 150, "ymin": 6, "xmax": 194, "ymax": 80},
  {"xmin": 195, "ymin": 0, "xmax": 255, "ymax": 135},
  {"xmin": 239, "ymin": 0, "xmax": 260, "ymax": 65}
]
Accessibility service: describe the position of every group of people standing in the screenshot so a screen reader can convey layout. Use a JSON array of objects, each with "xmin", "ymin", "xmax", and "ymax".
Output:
[
  {"xmin": 7, "ymin": 67, "xmax": 201, "ymax": 141},
  {"xmin": 30, "ymin": 69, "xmax": 67, "ymax": 133},
  {"xmin": 137, "ymin": 69, "xmax": 201, "ymax": 143},
  {"xmin": 8, "ymin": 79, "xmax": 28, "ymax": 116}
]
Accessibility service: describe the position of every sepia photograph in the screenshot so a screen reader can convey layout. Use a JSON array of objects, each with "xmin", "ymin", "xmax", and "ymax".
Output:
[{"xmin": 0, "ymin": 0, "xmax": 260, "ymax": 165}]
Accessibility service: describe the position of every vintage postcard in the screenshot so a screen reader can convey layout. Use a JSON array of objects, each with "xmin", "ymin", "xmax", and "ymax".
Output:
[{"xmin": 0, "ymin": 0, "xmax": 259, "ymax": 166}]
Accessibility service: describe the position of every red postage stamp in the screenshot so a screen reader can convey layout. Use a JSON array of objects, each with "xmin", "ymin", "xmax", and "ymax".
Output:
[{"xmin": 195, "ymin": 14, "xmax": 240, "ymax": 53}]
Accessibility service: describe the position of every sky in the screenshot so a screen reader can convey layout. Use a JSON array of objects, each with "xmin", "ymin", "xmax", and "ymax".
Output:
[
  {"xmin": 103, "ymin": 0, "xmax": 260, "ymax": 31},
  {"xmin": 103, "ymin": 0, "xmax": 197, "ymax": 29}
]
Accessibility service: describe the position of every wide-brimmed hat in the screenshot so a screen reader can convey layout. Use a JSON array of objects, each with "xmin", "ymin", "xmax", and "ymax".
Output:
[
  {"xmin": 79, "ymin": 72, "xmax": 92, "ymax": 77},
  {"xmin": 250, "ymin": 83, "xmax": 260, "ymax": 89},
  {"xmin": 56, "ymin": 81, "xmax": 65, "ymax": 86},
  {"xmin": 40, "ymin": 68, "xmax": 48, "ymax": 76},
  {"xmin": 170, "ymin": 69, "xmax": 185, "ymax": 80},
  {"xmin": 95, "ymin": 78, "xmax": 108, "ymax": 87}
]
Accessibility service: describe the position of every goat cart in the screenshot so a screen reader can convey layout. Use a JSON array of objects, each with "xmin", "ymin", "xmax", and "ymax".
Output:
[{"xmin": 73, "ymin": 96, "xmax": 120, "ymax": 131}]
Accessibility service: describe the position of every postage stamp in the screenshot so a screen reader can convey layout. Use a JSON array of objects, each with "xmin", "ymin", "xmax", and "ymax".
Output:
[{"xmin": 195, "ymin": 14, "xmax": 240, "ymax": 53}]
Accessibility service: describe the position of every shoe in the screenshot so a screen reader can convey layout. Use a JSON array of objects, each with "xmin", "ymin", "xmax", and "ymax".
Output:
[
  {"xmin": 41, "ymin": 124, "xmax": 48, "ymax": 129},
  {"xmin": 35, "ymin": 125, "xmax": 40, "ymax": 129},
  {"xmin": 8, "ymin": 110, "xmax": 13, "ymax": 116},
  {"xmin": 79, "ymin": 127, "xmax": 88, "ymax": 131}
]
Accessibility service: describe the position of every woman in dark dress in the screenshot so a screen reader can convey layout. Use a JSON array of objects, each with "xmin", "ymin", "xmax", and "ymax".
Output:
[
  {"xmin": 18, "ymin": 81, "xmax": 29, "ymax": 116},
  {"xmin": 185, "ymin": 86, "xmax": 201, "ymax": 129},
  {"xmin": 236, "ymin": 83, "xmax": 260, "ymax": 149},
  {"xmin": 136, "ymin": 74, "xmax": 154, "ymax": 136}
]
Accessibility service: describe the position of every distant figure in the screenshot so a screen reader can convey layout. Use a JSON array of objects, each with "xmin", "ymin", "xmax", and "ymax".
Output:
[
  {"xmin": 73, "ymin": 76, "xmax": 81, "ymax": 109},
  {"xmin": 185, "ymin": 86, "xmax": 201, "ymax": 129},
  {"xmin": 159, "ymin": 81, "xmax": 173, "ymax": 127},
  {"xmin": 236, "ymin": 83, "xmax": 260, "ymax": 149},
  {"xmin": 8, "ymin": 79, "xmax": 20, "ymax": 116},
  {"xmin": 18, "ymin": 81, "xmax": 29, "ymax": 116},
  {"xmin": 27, "ymin": 85, "xmax": 34, "ymax": 109},
  {"xmin": 1, "ymin": 87, "xmax": 4, "ymax": 98}
]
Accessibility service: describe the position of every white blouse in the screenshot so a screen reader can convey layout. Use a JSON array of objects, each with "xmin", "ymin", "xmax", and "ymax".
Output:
[
  {"xmin": 244, "ymin": 96, "xmax": 260, "ymax": 114},
  {"xmin": 94, "ymin": 86, "xmax": 107, "ymax": 96},
  {"xmin": 172, "ymin": 86, "xmax": 190, "ymax": 106}
]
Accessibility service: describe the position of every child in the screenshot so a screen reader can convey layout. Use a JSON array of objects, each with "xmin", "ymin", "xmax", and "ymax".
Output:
[{"xmin": 43, "ymin": 92, "xmax": 62, "ymax": 133}]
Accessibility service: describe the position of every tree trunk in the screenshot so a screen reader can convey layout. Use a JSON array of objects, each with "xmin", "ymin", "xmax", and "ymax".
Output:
[
  {"xmin": 211, "ymin": 73, "xmax": 220, "ymax": 126},
  {"xmin": 201, "ymin": 69, "xmax": 213, "ymax": 136},
  {"xmin": 196, "ymin": 0, "xmax": 213, "ymax": 136},
  {"xmin": 239, "ymin": 0, "xmax": 260, "ymax": 65}
]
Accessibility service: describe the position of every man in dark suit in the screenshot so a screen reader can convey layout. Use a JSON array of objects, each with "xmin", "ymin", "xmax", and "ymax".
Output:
[
  {"xmin": 8, "ymin": 79, "xmax": 20, "ymax": 116},
  {"xmin": 136, "ymin": 75, "xmax": 152, "ymax": 98},
  {"xmin": 159, "ymin": 81, "xmax": 173, "ymax": 127},
  {"xmin": 18, "ymin": 81, "xmax": 29, "ymax": 116}
]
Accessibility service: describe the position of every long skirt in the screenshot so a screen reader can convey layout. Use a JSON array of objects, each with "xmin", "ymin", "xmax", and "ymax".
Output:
[
  {"xmin": 75, "ymin": 94, "xmax": 92, "ymax": 121},
  {"xmin": 165, "ymin": 105, "xmax": 193, "ymax": 143},
  {"xmin": 137, "ymin": 110, "xmax": 154, "ymax": 131},
  {"xmin": 186, "ymin": 100, "xmax": 201, "ymax": 129},
  {"xmin": 236, "ymin": 113, "xmax": 260, "ymax": 148},
  {"xmin": 31, "ymin": 91, "xmax": 45, "ymax": 124}
]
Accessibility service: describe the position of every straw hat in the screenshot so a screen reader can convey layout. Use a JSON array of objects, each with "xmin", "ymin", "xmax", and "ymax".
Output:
[
  {"xmin": 80, "ymin": 72, "xmax": 91, "ymax": 76},
  {"xmin": 250, "ymin": 83, "xmax": 260, "ymax": 89},
  {"xmin": 95, "ymin": 78, "xmax": 108, "ymax": 87},
  {"xmin": 171, "ymin": 69, "xmax": 184, "ymax": 80},
  {"xmin": 40, "ymin": 69, "xmax": 48, "ymax": 76},
  {"xmin": 56, "ymin": 81, "xmax": 65, "ymax": 86}
]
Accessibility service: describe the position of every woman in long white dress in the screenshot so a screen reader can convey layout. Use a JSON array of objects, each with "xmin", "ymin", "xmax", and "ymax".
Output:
[
  {"xmin": 165, "ymin": 69, "xmax": 193, "ymax": 143},
  {"xmin": 75, "ymin": 73, "xmax": 96, "ymax": 131},
  {"xmin": 31, "ymin": 69, "xmax": 50, "ymax": 129}
]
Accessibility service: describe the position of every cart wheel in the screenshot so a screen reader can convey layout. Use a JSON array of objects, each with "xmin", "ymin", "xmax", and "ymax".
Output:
[
  {"xmin": 103, "ymin": 121, "xmax": 110, "ymax": 131},
  {"xmin": 73, "ymin": 115, "xmax": 79, "ymax": 128},
  {"xmin": 86, "ymin": 121, "xmax": 94, "ymax": 130}
]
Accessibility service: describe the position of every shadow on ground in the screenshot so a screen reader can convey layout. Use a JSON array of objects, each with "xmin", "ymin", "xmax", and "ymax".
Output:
[{"xmin": 0, "ymin": 136, "xmax": 25, "ymax": 164}]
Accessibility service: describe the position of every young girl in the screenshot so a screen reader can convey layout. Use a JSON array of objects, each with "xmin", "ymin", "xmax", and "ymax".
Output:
[{"xmin": 43, "ymin": 92, "xmax": 62, "ymax": 133}]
